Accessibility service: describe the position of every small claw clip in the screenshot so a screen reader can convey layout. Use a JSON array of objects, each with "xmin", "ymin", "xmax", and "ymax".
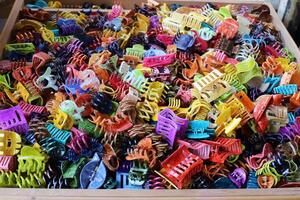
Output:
[
  {"xmin": 273, "ymin": 84, "xmax": 298, "ymax": 96},
  {"xmin": 177, "ymin": 139, "xmax": 211, "ymax": 160},
  {"xmin": 193, "ymin": 69, "xmax": 231, "ymax": 103},
  {"xmin": 124, "ymin": 44, "xmax": 145, "ymax": 62},
  {"xmin": 32, "ymin": 51, "xmax": 52, "ymax": 75},
  {"xmin": 53, "ymin": 108, "xmax": 74, "ymax": 130},
  {"xmin": 186, "ymin": 120, "xmax": 215, "ymax": 140},
  {"xmin": 216, "ymin": 19, "xmax": 239, "ymax": 40},
  {"xmin": 0, "ymin": 106, "xmax": 29, "ymax": 134},
  {"xmin": 80, "ymin": 153, "xmax": 106, "ymax": 189},
  {"xmin": 143, "ymin": 53, "xmax": 176, "ymax": 68},
  {"xmin": 60, "ymin": 100, "xmax": 84, "ymax": 123},
  {"xmin": 0, "ymin": 130, "xmax": 22, "ymax": 156},
  {"xmin": 0, "ymin": 156, "xmax": 17, "ymax": 171},
  {"xmin": 12, "ymin": 65, "xmax": 33, "ymax": 83},
  {"xmin": 46, "ymin": 123, "xmax": 71, "ymax": 145},
  {"xmin": 102, "ymin": 144, "xmax": 119, "ymax": 172},
  {"xmin": 35, "ymin": 67, "xmax": 58, "ymax": 91},
  {"xmin": 173, "ymin": 33, "xmax": 195, "ymax": 51},
  {"xmin": 228, "ymin": 168, "xmax": 247, "ymax": 188}
]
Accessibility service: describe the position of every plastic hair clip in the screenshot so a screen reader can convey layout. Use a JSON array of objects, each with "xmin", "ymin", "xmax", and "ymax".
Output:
[
  {"xmin": 26, "ymin": 0, "xmax": 48, "ymax": 9},
  {"xmin": 246, "ymin": 170, "xmax": 259, "ymax": 188},
  {"xmin": 128, "ymin": 160, "xmax": 149, "ymax": 186},
  {"xmin": 186, "ymin": 120, "xmax": 215, "ymax": 139},
  {"xmin": 273, "ymin": 84, "xmax": 297, "ymax": 96},
  {"xmin": 67, "ymin": 128, "xmax": 90, "ymax": 154},
  {"xmin": 62, "ymin": 158, "xmax": 87, "ymax": 188},
  {"xmin": 0, "ymin": 130, "xmax": 22, "ymax": 156},
  {"xmin": 160, "ymin": 145, "xmax": 203, "ymax": 189},
  {"xmin": 124, "ymin": 44, "xmax": 145, "ymax": 62},
  {"xmin": 123, "ymin": 70, "xmax": 148, "ymax": 91},
  {"xmin": 246, "ymin": 143, "xmax": 273, "ymax": 170},
  {"xmin": 12, "ymin": 65, "xmax": 33, "ymax": 83},
  {"xmin": 35, "ymin": 67, "xmax": 58, "ymax": 91},
  {"xmin": 143, "ymin": 53, "xmax": 176, "ymax": 68},
  {"xmin": 53, "ymin": 108, "xmax": 74, "ymax": 130},
  {"xmin": 60, "ymin": 100, "xmax": 84, "ymax": 123},
  {"xmin": 21, "ymin": 8, "xmax": 50, "ymax": 22},
  {"xmin": 17, "ymin": 145, "xmax": 46, "ymax": 175},
  {"xmin": 217, "ymin": 19, "xmax": 239, "ymax": 40},
  {"xmin": 39, "ymin": 137, "xmax": 65, "ymax": 158},
  {"xmin": 145, "ymin": 174, "xmax": 167, "ymax": 189},
  {"xmin": 4, "ymin": 43, "xmax": 35, "ymax": 57},
  {"xmin": 193, "ymin": 69, "xmax": 231, "ymax": 102},
  {"xmin": 80, "ymin": 153, "xmax": 106, "ymax": 189},
  {"xmin": 102, "ymin": 143, "xmax": 119, "ymax": 172},
  {"xmin": 126, "ymin": 138, "xmax": 157, "ymax": 168},
  {"xmin": 18, "ymin": 101, "xmax": 46, "ymax": 117},
  {"xmin": 91, "ymin": 92, "xmax": 113, "ymax": 114},
  {"xmin": 46, "ymin": 123, "xmax": 71, "ymax": 145},
  {"xmin": 260, "ymin": 76, "xmax": 280, "ymax": 94},
  {"xmin": 174, "ymin": 32, "xmax": 195, "ymax": 51},
  {"xmin": 228, "ymin": 168, "xmax": 246, "ymax": 188},
  {"xmin": 0, "ymin": 156, "xmax": 17, "ymax": 172},
  {"xmin": 75, "ymin": 94, "xmax": 93, "ymax": 117},
  {"xmin": 64, "ymin": 78, "xmax": 87, "ymax": 95},
  {"xmin": 0, "ymin": 106, "xmax": 29, "ymax": 134},
  {"xmin": 177, "ymin": 139, "xmax": 211, "ymax": 160},
  {"xmin": 257, "ymin": 175, "xmax": 275, "ymax": 188}
]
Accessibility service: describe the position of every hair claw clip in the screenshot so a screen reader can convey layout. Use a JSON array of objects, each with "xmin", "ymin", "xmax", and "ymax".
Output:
[
  {"xmin": 67, "ymin": 128, "xmax": 90, "ymax": 155},
  {"xmin": 0, "ymin": 156, "xmax": 17, "ymax": 172},
  {"xmin": 53, "ymin": 108, "xmax": 74, "ymax": 130},
  {"xmin": 4, "ymin": 43, "xmax": 35, "ymax": 60},
  {"xmin": 102, "ymin": 143, "xmax": 119, "ymax": 172},
  {"xmin": 160, "ymin": 145, "xmax": 203, "ymax": 189},
  {"xmin": 0, "ymin": 106, "xmax": 29, "ymax": 134},
  {"xmin": 62, "ymin": 158, "xmax": 87, "ymax": 188},
  {"xmin": 193, "ymin": 69, "xmax": 231, "ymax": 103},
  {"xmin": 60, "ymin": 100, "xmax": 84, "ymax": 123},
  {"xmin": 12, "ymin": 65, "xmax": 33, "ymax": 84},
  {"xmin": 186, "ymin": 120, "xmax": 215, "ymax": 140},
  {"xmin": 35, "ymin": 67, "xmax": 58, "ymax": 91},
  {"xmin": 228, "ymin": 168, "xmax": 247, "ymax": 188},
  {"xmin": 273, "ymin": 84, "xmax": 297, "ymax": 96},
  {"xmin": 46, "ymin": 123, "xmax": 71, "ymax": 145},
  {"xmin": 217, "ymin": 19, "xmax": 239, "ymax": 40},
  {"xmin": 177, "ymin": 139, "xmax": 211, "ymax": 160},
  {"xmin": 173, "ymin": 32, "xmax": 195, "ymax": 51},
  {"xmin": 143, "ymin": 53, "xmax": 176, "ymax": 68},
  {"xmin": 0, "ymin": 130, "xmax": 22, "ymax": 156},
  {"xmin": 80, "ymin": 153, "xmax": 106, "ymax": 189},
  {"xmin": 18, "ymin": 101, "xmax": 46, "ymax": 118}
]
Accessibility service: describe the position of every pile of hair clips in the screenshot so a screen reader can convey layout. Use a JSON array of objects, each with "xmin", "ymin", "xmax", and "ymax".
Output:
[{"xmin": 1, "ymin": 0, "xmax": 300, "ymax": 189}]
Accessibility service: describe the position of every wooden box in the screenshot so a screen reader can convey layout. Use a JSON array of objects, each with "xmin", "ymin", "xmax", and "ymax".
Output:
[{"xmin": 0, "ymin": 0, "xmax": 300, "ymax": 199}]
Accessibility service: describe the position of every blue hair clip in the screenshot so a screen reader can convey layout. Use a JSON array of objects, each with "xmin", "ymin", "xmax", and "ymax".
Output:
[
  {"xmin": 288, "ymin": 112, "xmax": 296, "ymax": 124},
  {"xmin": 46, "ymin": 123, "xmax": 72, "ymax": 145},
  {"xmin": 80, "ymin": 153, "xmax": 107, "ymax": 189},
  {"xmin": 26, "ymin": 0, "xmax": 48, "ymax": 9},
  {"xmin": 260, "ymin": 76, "xmax": 280, "ymax": 94},
  {"xmin": 174, "ymin": 32, "xmax": 195, "ymax": 51},
  {"xmin": 104, "ymin": 17, "xmax": 122, "ymax": 32},
  {"xmin": 246, "ymin": 170, "xmax": 259, "ymax": 188},
  {"xmin": 274, "ymin": 84, "xmax": 298, "ymax": 96},
  {"xmin": 186, "ymin": 120, "xmax": 215, "ymax": 139}
]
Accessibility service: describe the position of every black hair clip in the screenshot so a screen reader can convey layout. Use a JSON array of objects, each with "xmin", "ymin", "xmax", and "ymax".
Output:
[{"xmin": 91, "ymin": 92, "xmax": 113, "ymax": 114}]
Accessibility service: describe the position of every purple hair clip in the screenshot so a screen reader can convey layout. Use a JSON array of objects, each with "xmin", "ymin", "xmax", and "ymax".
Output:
[
  {"xmin": 0, "ymin": 105, "xmax": 29, "ymax": 135},
  {"xmin": 156, "ymin": 108, "xmax": 188, "ymax": 146},
  {"xmin": 228, "ymin": 168, "xmax": 247, "ymax": 188}
]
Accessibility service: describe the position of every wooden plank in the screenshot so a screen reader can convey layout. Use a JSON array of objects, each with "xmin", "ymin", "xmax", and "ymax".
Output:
[
  {"xmin": 0, "ymin": 188, "xmax": 300, "ymax": 200},
  {"xmin": 0, "ymin": 0, "xmax": 23, "ymax": 58}
]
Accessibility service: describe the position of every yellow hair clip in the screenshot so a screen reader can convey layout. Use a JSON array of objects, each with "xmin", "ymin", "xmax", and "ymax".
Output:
[
  {"xmin": 53, "ymin": 109, "xmax": 74, "ymax": 130},
  {"xmin": 0, "ymin": 130, "xmax": 22, "ymax": 156}
]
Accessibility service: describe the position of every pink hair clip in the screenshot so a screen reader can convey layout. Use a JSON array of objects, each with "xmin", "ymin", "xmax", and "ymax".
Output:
[{"xmin": 143, "ymin": 53, "xmax": 176, "ymax": 68}]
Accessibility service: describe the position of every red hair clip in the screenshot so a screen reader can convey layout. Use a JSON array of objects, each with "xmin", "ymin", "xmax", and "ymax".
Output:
[
  {"xmin": 246, "ymin": 143, "xmax": 273, "ymax": 170},
  {"xmin": 12, "ymin": 65, "xmax": 34, "ymax": 83},
  {"xmin": 32, "ymin": 52, "xmax": 52, "ymax": 75},
  {"xmin": 160, "ymin": 145, "xmax": 203, "ymax": 189}
]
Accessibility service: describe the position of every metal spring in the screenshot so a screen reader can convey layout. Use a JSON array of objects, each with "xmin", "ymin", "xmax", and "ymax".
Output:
[
  {"xmin": 0, "ymin": 171, "xmax": 45, "ymax": 188},
  {"xmin": 145, "ymin": 174, "xmax": 166, "ymax": 189},
  {"xmin": 28, "ymin": 117, "xmax": 49, "ymax": 142},
  {"xmin": 68, "ymin": 51, "xmax": 88, "ymax": 66}
]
